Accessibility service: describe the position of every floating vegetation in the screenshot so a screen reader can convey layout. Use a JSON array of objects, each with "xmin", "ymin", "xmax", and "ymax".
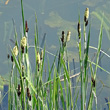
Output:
[
  {"xmin": 44, "ymin": 11, "xmax": 77, "ymax": 36},
  {"xmin": 82, "ymin": 0, "xmax": 103, "ymax": 7}
]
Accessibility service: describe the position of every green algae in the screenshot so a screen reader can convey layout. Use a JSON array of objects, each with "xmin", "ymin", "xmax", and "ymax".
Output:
[{"xmin": 44, "ymin": 11, "xmax": 77, "ymax": 37}]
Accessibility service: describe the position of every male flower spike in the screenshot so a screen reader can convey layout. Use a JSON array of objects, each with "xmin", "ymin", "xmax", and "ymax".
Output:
[
  {"xmin": 13, "ymin": 46, "xmax": 18, "ymax": 56},
  {"xmin": 21, "ymin": 36, "xmax": 27, "ymax": 48}
]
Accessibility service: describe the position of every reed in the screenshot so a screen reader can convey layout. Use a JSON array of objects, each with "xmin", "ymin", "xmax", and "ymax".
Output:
[{"xmin": 1, "ymin": 1, "xmax": 109, "ymax": 110}]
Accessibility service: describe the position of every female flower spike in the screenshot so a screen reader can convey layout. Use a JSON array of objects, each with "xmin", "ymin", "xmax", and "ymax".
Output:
[
  {"xmin": 40, "ymin": 50, "xmax": 43, "ymax": 60},
  {"xmin": 25, "ymin": 21, "xmax": 29, "ymax": 32},
  {"xmin": 21, "ymin": 36, "xmax": 27, "ymax": 48},
  {"xmin": 77, "ymin": 22, "xmax": 81, "ymax": 38},
  {"xmin": 13, "ymin": 46, "xmax": 18, "ymax": 56}
]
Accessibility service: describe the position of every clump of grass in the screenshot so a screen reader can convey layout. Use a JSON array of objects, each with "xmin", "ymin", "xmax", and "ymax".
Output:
[
  {"xmin": 2, "ymin": 1, "xmax": 109, "ymax": 110},
  {"xmin": 77, "ymin": 7, "xmax": 103, "ymax": 110}
]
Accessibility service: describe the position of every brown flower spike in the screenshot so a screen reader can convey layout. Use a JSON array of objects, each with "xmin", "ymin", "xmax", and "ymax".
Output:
[
  {"xmin": 25, "ymin": 21, "xmax": 29, "ymax": 32},
  {"xmin": 77, "ymin": 22, "xmax": 81, "ymax": 38}
]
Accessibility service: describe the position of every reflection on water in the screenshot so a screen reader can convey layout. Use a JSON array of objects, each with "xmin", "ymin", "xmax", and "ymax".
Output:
[
  {"xmin": 83, "ymin": 0, "xmax": 103, "ymax": 7},
  {"xmin": 0, "ymin": 0, "xmax": 110, "ymax": 109}
]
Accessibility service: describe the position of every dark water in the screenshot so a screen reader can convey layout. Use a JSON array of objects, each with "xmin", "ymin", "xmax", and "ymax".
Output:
[{"xmin": 0, "ymin": 0, "xmax": 110, "ymax": 109}]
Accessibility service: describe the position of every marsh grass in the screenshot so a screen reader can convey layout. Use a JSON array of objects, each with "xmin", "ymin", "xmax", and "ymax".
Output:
[{"xmin": 0, "ymin": 1, "xmax": 109, "ymax": 110}]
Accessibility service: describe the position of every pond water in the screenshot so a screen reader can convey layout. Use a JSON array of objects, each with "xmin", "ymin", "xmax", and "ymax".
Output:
[{"xmin": 0, "ymin": 0, "xmax": 110, "ymax": 109}]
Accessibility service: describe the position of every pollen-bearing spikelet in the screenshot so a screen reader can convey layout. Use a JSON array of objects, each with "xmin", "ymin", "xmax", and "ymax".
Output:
[
  {"xmin": 37, "ymin": 52, "xmax": 40, "ymax": 64},
  {"xmin": 66, "ymin": 31, "xmax": 71, "ymax": 42},
  {"xmin": 13, "ymin": 46, "xmax": 18, "ymax": 56},
  {"xmin": 84, "ymin": 8, "xmax": 89, "ymax": 22},
  {"xmin": 21, "ymin": 36, "xmax": 27, "ymax": 48}
]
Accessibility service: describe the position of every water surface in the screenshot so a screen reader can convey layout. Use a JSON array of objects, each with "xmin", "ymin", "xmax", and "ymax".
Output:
[{"xmin": 0, "ymin": 0, "xmax": 110, "ymax": 109}]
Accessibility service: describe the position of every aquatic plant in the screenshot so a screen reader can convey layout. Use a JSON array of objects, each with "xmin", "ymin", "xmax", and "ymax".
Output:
[{"xmin": 1, "ymin": 0, "xmax": 110, "ymax": 110}]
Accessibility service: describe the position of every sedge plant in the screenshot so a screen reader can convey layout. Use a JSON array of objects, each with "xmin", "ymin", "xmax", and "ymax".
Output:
[{"xmin": 5, "ymin": 1, "xmax": 108, "ymax": 110}]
